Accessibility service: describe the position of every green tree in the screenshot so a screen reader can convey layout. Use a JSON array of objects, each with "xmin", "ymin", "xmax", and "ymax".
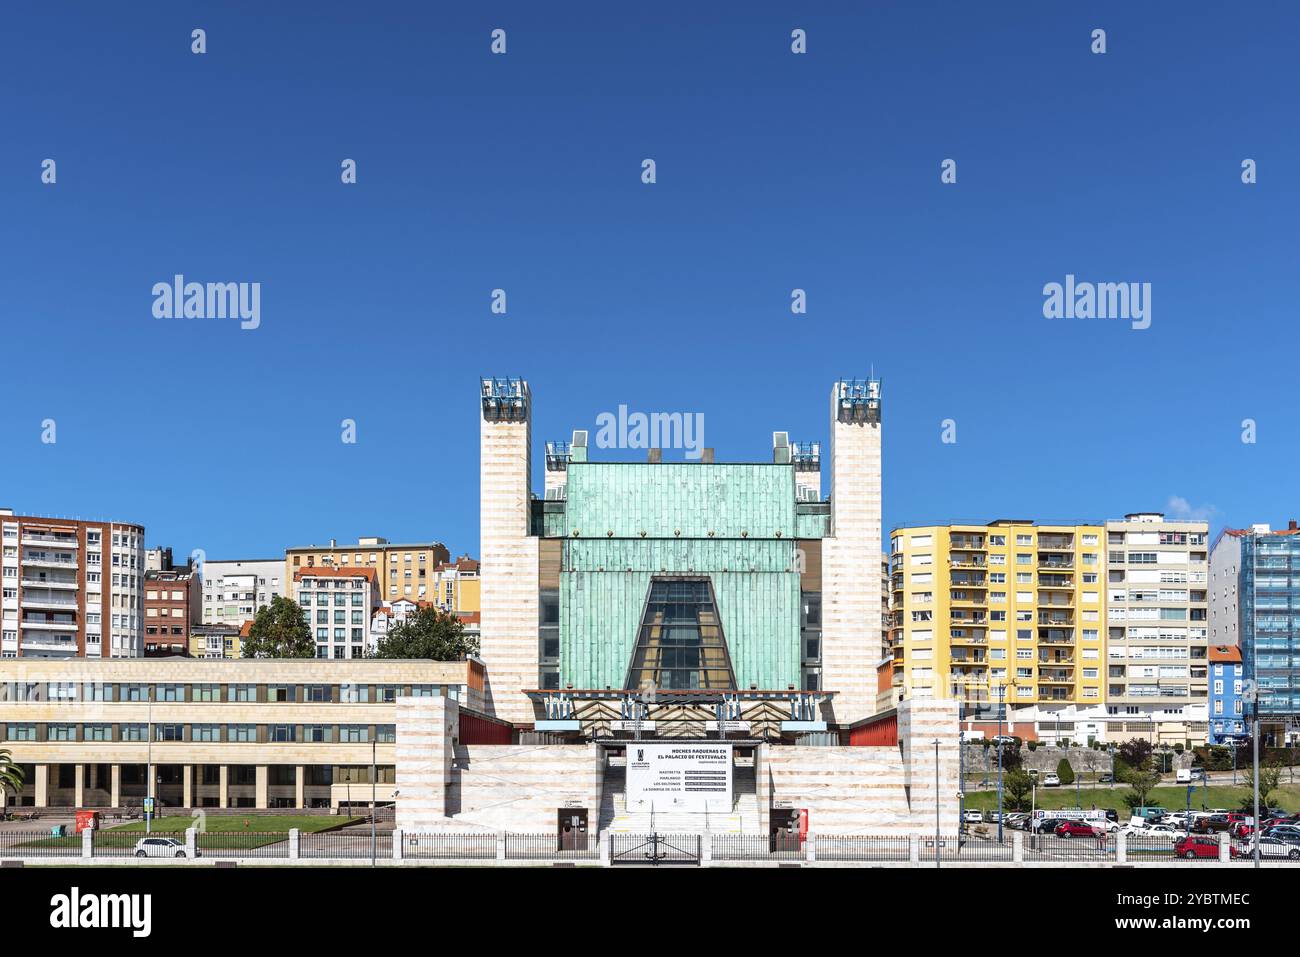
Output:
[
  {"xmin": 1118, "ymin": 737, "xmax": 1153, "ymax": 771},
  {"xmin": 371, "ymin": 606, "xmax": 479, "ymax": 661},
  {"xmin": 1003, "ymin": 767, "xmax": 1033, "ymax": 811},
  {"xmin": 1121, "ymin": 766, "xmax": 1162, "ymax": 809},
  {"xmin": 1056, "ymin": 757, "xmax": 1075, "ymax": 786},
  {"xmin": 241, "ymin": 596, "xmax": 315, "ymax": 658},
  {"xmin": 1241, "ymin": 761, "xmax": 1284, "ymax": 810},
  {"xmin": 0, "ymin": 749, "xmax": 24, "ymax": 814}
]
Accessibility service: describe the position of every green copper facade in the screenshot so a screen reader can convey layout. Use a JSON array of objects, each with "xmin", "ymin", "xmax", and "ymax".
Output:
[{"xmin": 551, "ymin": 462, "xmax": 817, "ymax": 690}]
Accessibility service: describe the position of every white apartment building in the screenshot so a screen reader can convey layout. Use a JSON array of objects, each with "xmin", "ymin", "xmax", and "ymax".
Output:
[
  {"xmin": 1100, "ymin": 512, "xmax": 1210, "ymax": 744},
  {"xmin": 292, "ymin": 567, "xmax": 380, "ymax": 659},
  {"xmin": 1, "ymin": 508, "xmax": 145, "ymax": 659},
  {"xmin": 201, "ymin": 558, "xmax": 285, "ymax": 627}
]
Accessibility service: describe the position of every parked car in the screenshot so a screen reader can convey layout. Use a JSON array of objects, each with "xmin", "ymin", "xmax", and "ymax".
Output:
[
  {"xmin": 1097, "ymin": 773, "xmax": 1114, "ymax": 783},
  {"xmin": 1032, "ymin": 817, "xmax": 1068, "ymax": 833},
  {"xmin": 1173, "ymin": 835, "xmax": 1239, "ymax": 860},
  {"xmin": 133, "ymin": 837, "xmax": 196, "ymax": 859},
  {"xmin": 1123, "ymin": 822, "xmax": 1179, "ymax": 838},
  {"xmin": 1252, "ymin": 836, "xmax": 1300, "ymax": 860},
  {"xmin": 1261, "ymin": 824, "xmax": 1300, "ymax": 843},
  {"xmin": 1042, "ymin": 773, "xmax": 1061, "ymax": 787},
  {"xmin": 1193, "ymin": 814, "xmax": 1233, "ymax": 834},
  {"xmin": 1055, "ymin": 821, "xmax": 1102, "ymax": 839},
  {"xmin": 963, "ymin": 810, "xmax": 984, "ymax": 824},
  {"xmin": 991, "ymin": 735, "xmax": 1018, "ymax": 747}
]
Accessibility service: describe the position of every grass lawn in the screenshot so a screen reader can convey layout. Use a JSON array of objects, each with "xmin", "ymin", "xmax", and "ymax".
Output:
[
  {"xmin": 16, "ymin": 814, "xmax": 362, "ymax": 850},
  {"xmin": 963, "ymin": 783, "xmax": 1300, "ymax": 815}
]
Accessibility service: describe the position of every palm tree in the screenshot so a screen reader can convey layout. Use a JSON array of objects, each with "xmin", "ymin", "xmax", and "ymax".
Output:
[{"xmin": 0, "ymin": 749, "xmax": 25, "ymax": 817}]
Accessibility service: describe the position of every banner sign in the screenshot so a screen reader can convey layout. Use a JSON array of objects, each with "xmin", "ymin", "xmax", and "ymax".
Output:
[{"xmin": 625, "ymin": 743, "xmax": 732, "ymax": 812}]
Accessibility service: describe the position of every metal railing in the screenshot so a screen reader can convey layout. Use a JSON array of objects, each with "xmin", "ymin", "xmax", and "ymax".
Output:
[
  {"xmin": 404, "ymin": 832, "xmax": 497, "ymax": 860},
  {"xmin": 815, "ymin": 835, "xmax": 910, "ymax": 862},
  {"xmin": 936, "ymin": 835, "xmax": 1014, "ymax": 861},
  {"xmin": 611, "ymin": 833, "xmax": 701, "ymax": 865},
  {"xmin": 1024, "ymin": 833, "xmax": 1115, "ymax": 862},
  {"xmin": 504, "ymin": 832, "xmax": 598, "ymax": 860},
  {"xmin": 300, "ymin": 829, "xmax": 392, "ymax": 859},
  {"xmin": 195, "ymin": 831, "xmax": 291, "ymax": 858},
  {"xmin": 711, "ymin": 834, "xmax": 803, "ymax": 861},
  {"xmin": 0, "ymin": 830, "xmax": 81, "ymax": 857}
]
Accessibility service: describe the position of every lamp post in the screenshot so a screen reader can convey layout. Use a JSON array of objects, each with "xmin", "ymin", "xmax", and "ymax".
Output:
[
  {"xmin": 370, "ymin": 738, "xmax": 377, "ymax": 867},
  {"xmin": 934, "ymin": 739, "xmax": 941, "ymax": 869},
  {"xmin": 146, "ymin": 691, "xmax": 154, "ymax": 834}
]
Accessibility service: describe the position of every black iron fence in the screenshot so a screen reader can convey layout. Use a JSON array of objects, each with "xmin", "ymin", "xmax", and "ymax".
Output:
[
  {"xmin": 194, "ymin": 831, "xmax": 291, "ymax": 858},
  {"xmin": 815, "ymin": 835, "xmax": 911, "ymax": 862},
  {"xmin": 404, "ymin": 831, "xmax": 497, "ymax": 860},
  {"xmin": 504, "ymin": 832, "xmax": 598, "ymax": 860},
  {"xmin": 300, "ymin": 829, "xmax": 392, "ymax": 859},
  {"xmin": 1024, "ymin": 833, "xmax": 1115, "ymax": 862},
  {"xmin": 934, "ymin": 835, "xmax": 1014, "ymax": 862},
  {"xmin": 711, "ymin": 834, "xmax": 804, "ymax": 861},
  {"xmin": 0, "ymin": 830, "xmax": 81, "ymax": 857}
]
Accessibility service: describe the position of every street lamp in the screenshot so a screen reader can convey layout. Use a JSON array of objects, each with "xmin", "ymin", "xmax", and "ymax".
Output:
[{"xmin": 370, "ymin": 738, "xmax": 377, "ymax": 867}]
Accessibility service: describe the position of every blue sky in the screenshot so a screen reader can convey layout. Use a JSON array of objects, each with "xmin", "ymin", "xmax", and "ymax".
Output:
[{"xmin": 2, "ymin": 1, "xmax": 1297, "ymax": 560}]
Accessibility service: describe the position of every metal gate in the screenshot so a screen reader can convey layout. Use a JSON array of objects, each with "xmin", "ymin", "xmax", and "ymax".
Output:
[{"xmin": 611, "ymin": 833, "xmax": 701, "ymax": 866}]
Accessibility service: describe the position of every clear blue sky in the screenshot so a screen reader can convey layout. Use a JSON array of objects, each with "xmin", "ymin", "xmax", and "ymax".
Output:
[{"xmin": 2, "ymin": 1, "xmax": 1297, "ymax": 560}]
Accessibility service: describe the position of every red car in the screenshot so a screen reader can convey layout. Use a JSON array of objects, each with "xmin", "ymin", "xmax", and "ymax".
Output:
[
  {"xmin": 1055, "ymin": 821, "xmax": 1102, "ymax": 838},
  {"xmin": 1173, "ymin": 835, "xmax": 1241, "ymax": 860}
]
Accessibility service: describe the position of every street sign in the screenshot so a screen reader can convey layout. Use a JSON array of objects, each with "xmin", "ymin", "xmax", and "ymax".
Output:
[{"xmin": 143, "ymin": 798, "xmax": 155, "ymax": 815}]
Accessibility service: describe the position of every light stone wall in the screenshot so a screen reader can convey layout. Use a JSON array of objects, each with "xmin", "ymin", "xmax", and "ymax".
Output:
[
  {"xmin": 395, "ymin": 696, "xmax": 457, "ymax": 831},
  {"xmin": 765, "ymin": 699, "xmax": 959, "ymax": 835},
  {"xmin": 479, "ymin": 387, "xmax": 541, "ymax": 722},
  {"xmin": 448, "ymin": 743, "xmax": 600, "ymax": 832},
  {"xmin": 821, "ymin": 383, "xmax": 883, "ymax": 725}
]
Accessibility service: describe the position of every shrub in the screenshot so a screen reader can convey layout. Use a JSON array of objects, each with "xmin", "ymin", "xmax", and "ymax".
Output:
[{"xmin": 1056, "ymin": 758, "xmax": 1075, "ymax": 786}]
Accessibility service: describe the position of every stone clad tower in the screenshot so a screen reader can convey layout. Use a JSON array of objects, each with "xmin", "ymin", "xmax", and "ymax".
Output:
[
  {"xmin": 820, "ymin": 379, "xmax": 883, "ymax": 723},
  {"xmin": 478, "ymin": 378, "xmax": 540, "ymax": 721}
]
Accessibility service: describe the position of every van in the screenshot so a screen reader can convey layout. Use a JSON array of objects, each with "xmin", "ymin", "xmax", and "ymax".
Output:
[{"xmin": 1176, "ymin": 769, "xmax": 1192, "ymax": 784}]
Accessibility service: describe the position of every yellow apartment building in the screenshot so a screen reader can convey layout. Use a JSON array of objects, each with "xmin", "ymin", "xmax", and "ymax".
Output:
[
  {"xmin": 285, "ymin": 537, "xmax": 450, "ymax": 605},
  {"xmin": 889, "ymin": 521, "xmax": 1106, "ymax": 713}
]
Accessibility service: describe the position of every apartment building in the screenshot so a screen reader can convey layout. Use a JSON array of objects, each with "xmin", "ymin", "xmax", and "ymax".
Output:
[
  {"xmin": 1, "ymin": 509, "xmax": 146, "ymax": 659},
  {"xmin": 0, "ymin": 657, "xmax": 487, "ymax": 809},
  {"xmin": 1211, "ymin": 521, "xmax": 1300, "ymax": 743},
  {"xmin": 1207, "ymin": 644, "xmax": 1245, "ymax": 744},
  {"xmin": 889, "ymin": 521, "xmax": 1107, "ymax": 722},
  {"xmin": 201, "ymin": 558, "xmax": 284, "ymax": 627},
  {"xmin": 189, "ymin": 623, "xmax": 243, "ymax": 659},
  {"xmin": 285, "ymin": 537, "xmax": 450, "ymax": 605},
  {"xmin": 292, "ymin": 567, "xmax": 380, "ymax": 659},
  {"xmin": 1100, "ymin": 512, "xmax": 1209, "ymax": 742},
  {"xmin": 431, "ymin": 555, "xmax": 480, "ymax": 615},
  {"xmin": 143, "ymin": 567, "xmax": 201, "ymax": 657},
  {"xmin": 889, "ymin": 514, "xmax": 1212, "ymax": 745}
]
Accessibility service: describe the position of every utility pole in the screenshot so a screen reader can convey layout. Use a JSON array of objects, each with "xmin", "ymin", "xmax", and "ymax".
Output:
[{"xmin": 146, "ymin": 690, "xmax": 154, "ymax": 834}]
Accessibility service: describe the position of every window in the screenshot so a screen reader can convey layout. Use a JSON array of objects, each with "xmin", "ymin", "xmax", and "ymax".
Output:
[{"xmin": 625, "ymin": 579, "xmax": 736, "ymax": 691}]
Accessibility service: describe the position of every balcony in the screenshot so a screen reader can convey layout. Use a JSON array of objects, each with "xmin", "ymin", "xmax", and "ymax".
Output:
[
  {"xmin": 1038, "ymin": 558, "xmax": 1074, "ymax": 570},
  {"xmin": 19, "ymin": 594, "xmax": 78, "ymax": 610},
  {"xmin": 22, "ymin": 554, "xmax": 78, "ymax": 569},
  {"xmin": 22, "ymin": 534, "xmax": 78, "ymax": 548},
  {"xmin": 19, "ymin": 635, "xmax": 78, "ymax": 654},
  {"xmin": 21, "ymin": 618, "xmax": 77, "ymax": 631},
  {"xmin": 20, "ymin": 577, "xmax": 78, "ymax": 590},
  {"xmin": 1040, "ymin": 673, "xmax": 1074, "ymax": 684},
  {"xmin": 1038, "ymin": 614, "xmax": 1074, "ymax": 626},
  {"xmin": 949, "ymin": 557, "xmax": 987, "ymax": 569}
]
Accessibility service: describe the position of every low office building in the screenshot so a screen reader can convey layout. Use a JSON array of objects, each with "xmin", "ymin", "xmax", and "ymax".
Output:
[
  {"xmin": 1, "ymin": 509, "xmax": 146, "ymax": 659},
  {"xmin": 200, "ymin": 558, "xmax": 284, "ymax": 627},
  {"xmin": 0, "ymin": 657, "xmax": 489, "ymax": 810}
]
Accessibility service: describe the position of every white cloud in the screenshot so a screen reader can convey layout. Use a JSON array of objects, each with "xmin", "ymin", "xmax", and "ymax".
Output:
[{"xmin": 1165, "ymin": 495, "xmax": 1217, "ymax": 523}]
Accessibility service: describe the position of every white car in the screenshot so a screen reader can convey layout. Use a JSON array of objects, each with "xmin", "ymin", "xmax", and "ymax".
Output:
[
  {"xmin": 963, "ymin": 810, "xmax": 984, "ymax": 824},
  {"xmin": 1123, "ymin": 822, "xmax": 1179, "ymax": 839},
  {"xmin": 133, "ymin": 837, "xmax": 195, "ymax": 858},
  {"xmin": 1252, "ymin": 836, "xmax": 1300, "ymax": 860},
  {"xmin": 1042, "ymin": 773, "xmax": 1061, "ymax": 787}
]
